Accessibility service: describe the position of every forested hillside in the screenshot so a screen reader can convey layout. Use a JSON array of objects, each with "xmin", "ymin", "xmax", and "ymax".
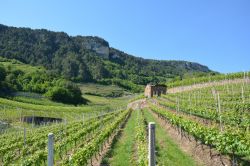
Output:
[
  {"xmin": 0, "ymin": 24, "xmax": 214, "ymax": 90},
  {"xmin": 0, "ymin": 57, "xmax": 85, "ymax": 105}
]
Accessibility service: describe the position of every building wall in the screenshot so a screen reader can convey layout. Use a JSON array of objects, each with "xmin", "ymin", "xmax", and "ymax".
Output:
[
  {"xmin": 144, "ymin": 85, "xmax": 167, "ymax": 98},
  {"xmin": 144, "ymin": 85, "xmax": 153, "ymax": 98}
]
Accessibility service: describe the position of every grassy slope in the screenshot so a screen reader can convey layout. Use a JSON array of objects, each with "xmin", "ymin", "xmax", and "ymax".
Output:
[
  {"xmin": 83, "ymin": 94, "xmax": 132, "ymax": 108},
  {"xmin": 79, "ymin": 83, "xmax": 127, "ymax": 97},
  {"xmin": 0, "ymin": 59, "xmax": 44, "ymax": 73},
  {"xmin": 0, "ymin": 57, "xmax": 135, "ymax": 116},
  {"xmin": 12, "ymin": 95, "xmax": 67, "ymax": 106},
  {"xmin": 143, "ymin": 109, "xmax": 197, "ymax": 166},
  {"xmin": 103, "ymin": 110, "xmax": 137, "ymax": 166},
  {"xmin": 0, "ymin": 93, "xmax": 134, "ymax": 125}
]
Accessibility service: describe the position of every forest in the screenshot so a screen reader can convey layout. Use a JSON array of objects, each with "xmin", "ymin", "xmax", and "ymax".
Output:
[{"xmin": 0, "ymin": 24, "xmax": 214, "ymax": 90}]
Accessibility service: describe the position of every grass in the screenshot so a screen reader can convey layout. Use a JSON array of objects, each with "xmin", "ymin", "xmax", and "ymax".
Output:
[
  {"xmin": 84, "ymin": 94, "xmax": 135, "ymax": 108},
  {"xmin": 12, "ymin": 96, "xmax": 67, "ymax": 106},
  {"xmin": 79, "ymin": 83, "xmax": 131, "ymax": 97},
  {"xmin": 0, "ymin": 58, "xmax": 44, "ymax": 73},
  {"xmin": 143, "ymin": 109, "xmax": 197, "ymax": 166},
  {"xmin": 102, "ymin": 110, "xmax": 137, "ymax": 166},
  {"xmin": 0, "ymin": 91, "xmax": 137, "ymax": 128}
]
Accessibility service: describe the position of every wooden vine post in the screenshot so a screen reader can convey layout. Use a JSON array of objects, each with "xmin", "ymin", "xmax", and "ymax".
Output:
[{"xmin": 217, "ymin": 93, "xmax": 222, "ymax": 132}]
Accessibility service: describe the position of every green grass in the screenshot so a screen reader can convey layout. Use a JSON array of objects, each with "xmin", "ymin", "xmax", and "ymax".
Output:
[
  {"xmin": 0, "ymin": 97, "xmax": 102, "ymax": 113},
  {"xmin": 0, "ymin": 58, "xmax": 44, "ymax": 73},
  {"xmin": 103, "ymin": 110, "xmax": 137, "ymax": 166},
  {"xmin": 12, "ymin": 96, "xmax": 68, "ymax": 106},
  {"xmin": 0, "ymin": 92, "xmax": 137, "ymax": 126},
  {"xmin": 84, "ymin": 94, "xmax": 135, "ymax": 108},
  {"xmin": 143, "ymin": 109, "xmax": 197, "ymax": 166},
  {"xmin": 79, "ymin": 83, "xmax": 131, "ymax": 97}
]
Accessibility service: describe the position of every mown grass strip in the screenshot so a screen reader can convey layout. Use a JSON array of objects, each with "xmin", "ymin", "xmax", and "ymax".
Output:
[
  {"xmin": 102, "ymin": 110, "xmax": 137, "ymax": 166},
  {"xmin": 143, "ymin": 108, "xmax": 197, "ymax": 166}
]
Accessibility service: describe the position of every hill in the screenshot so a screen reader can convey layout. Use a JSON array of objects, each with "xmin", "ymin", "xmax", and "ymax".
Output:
[{"xmin": 0, "ymin": 24, "xmax": 214, "ymax": 91}]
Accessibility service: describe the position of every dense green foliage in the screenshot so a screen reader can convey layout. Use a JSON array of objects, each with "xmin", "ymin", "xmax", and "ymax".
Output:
[
  {"xmin": 0, "ymin": 24, "xmax": 213, "ymax": 92},
  {"xmin": 162, "ymin": 81, "xmax": 250, "ymax": 130},
  {"xmin": 135, "ymin": 110, "xmax": 148, "ymax": 166},
  {"xmin": 0, "ymin": 110, "xmax": 129, "ymax": 165},
  {"xmin": 0, "ymin": 65, "xmax": 11, "ymax": 95},
  {"xmin": 152, "ymin": 78, "xmax": 250, "ymax": 163},
  {"xmin": 0, "ymin": 58, "xmax": 85, "ymax": 104},
  {"xmin": 45, "ymin": 82, "xmax": 86, "ymax": 105},
  {"xmin": 0, "ymin": 65, "xmax": 6, "ymax": 81},
  {"xmin": 143, "ymin": 109, "xmax": 196, "ymax": 166},
  {"xmin": 150, "ymin": 105, "xmax": 250, "ymax": 161}
]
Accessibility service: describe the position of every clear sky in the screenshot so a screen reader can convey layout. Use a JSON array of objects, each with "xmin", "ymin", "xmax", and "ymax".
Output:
[{"xmin": 0, "ymin": 0, "xmax": 249, "ymax": 73}]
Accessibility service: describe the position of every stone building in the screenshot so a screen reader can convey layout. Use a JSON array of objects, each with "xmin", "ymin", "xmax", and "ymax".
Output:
[{"xmin": 144, "ymin": 84, "xmax": 167, "ymax": 98}]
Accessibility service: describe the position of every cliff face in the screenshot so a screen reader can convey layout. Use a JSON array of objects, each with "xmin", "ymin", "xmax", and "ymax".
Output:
[{"xmin": 73, "ymin": 36, "xmax": 109, "ymax": 59}]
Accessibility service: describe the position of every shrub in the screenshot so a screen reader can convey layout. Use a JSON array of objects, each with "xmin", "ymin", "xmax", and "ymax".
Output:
[{"xmin": 45, "ymin": 84, "xmax": 86, "ymax": 105}]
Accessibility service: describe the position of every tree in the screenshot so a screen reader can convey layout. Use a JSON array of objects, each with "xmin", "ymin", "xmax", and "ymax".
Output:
[
  {"xmin": 77, "ymin": 63, "xmax": 92, "ymax": 82},
  {"xmin": 62, "ymin": 53, "xmax": 79, "ymax": 80},
  {"xmin": 0, "ymin": 66, "xmax": 6, "ymax": 82}
]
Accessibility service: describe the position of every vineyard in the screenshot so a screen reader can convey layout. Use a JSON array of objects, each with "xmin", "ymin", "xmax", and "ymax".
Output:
[
  {"xmin": 0, "ymin": 3, "xmax": 249, "ymax": 165},
  {"xmin": 0, "ymin": 75, "xmax": 250, "ymax": 166},
  {"xmin": 150, "ymin": 77, "xmax": 250, "ymax": 165}
]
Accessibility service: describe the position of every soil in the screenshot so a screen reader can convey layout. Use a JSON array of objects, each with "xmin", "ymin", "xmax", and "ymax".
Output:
[{"xmin": 89, "ymin": 132, "xmax": 117, "ymax": 166}]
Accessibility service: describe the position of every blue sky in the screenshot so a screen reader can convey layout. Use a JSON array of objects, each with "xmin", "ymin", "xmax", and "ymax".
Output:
[{"xmin": 0, "ymin": 0, "xmax": 249, "ymax": 73}]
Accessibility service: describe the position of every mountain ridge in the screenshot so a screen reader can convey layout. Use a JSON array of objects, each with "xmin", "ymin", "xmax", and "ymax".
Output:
[{"xmin": 0, "ymin": 24, "xmax": 214, "ymax": 89}]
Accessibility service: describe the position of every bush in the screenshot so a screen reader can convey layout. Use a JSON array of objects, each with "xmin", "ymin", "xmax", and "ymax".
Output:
[{"xmin": 45, "ymin": 84, "xmax": 87, "ymax": 105}]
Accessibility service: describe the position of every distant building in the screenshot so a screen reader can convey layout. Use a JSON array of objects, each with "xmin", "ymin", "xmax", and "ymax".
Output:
[{"xmin": 144, "ymin": 84, "xmax": 167, "ymax": 98}]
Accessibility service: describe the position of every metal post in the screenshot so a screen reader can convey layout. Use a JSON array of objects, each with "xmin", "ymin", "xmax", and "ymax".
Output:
[
  {"xmin": 48, "ymin": 133, "xmax": 54, "ymax": 166},
  {"xmin": 148, "ymin": 122, "xmax": 156, "ymax": 166}
]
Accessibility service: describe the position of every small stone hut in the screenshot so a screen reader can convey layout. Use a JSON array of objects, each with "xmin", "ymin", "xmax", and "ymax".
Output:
[{"xmin": 144, "ymin": 84, "xmax": 167, "ymax": 98}]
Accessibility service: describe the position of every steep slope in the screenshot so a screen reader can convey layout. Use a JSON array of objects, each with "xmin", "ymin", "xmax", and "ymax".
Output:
[{"xmin": 0, "ymin": 24, "xmax": 213, "ymax": 87}]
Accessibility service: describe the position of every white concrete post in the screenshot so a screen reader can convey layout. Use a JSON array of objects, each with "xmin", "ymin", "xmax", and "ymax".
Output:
[
  {"xmin": 24, "ymin": 127, "xmax": 26, "ymax": 146},
  {"xmin": 82, "ymin": 113, "xmax": 85, "ymax": 125},
  {"xmin": 148, "ymin": 122, "xmax": 156, "ymax": 166},
  {"xmin": 48, "ymin": 133, "xmax": 54, "ymax": 166}
]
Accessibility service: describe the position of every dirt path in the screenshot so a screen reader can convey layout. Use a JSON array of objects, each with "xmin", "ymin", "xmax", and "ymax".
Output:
[{"xmin": 127, "ymin": 99, "xmax": 147, "ymax": 110}]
